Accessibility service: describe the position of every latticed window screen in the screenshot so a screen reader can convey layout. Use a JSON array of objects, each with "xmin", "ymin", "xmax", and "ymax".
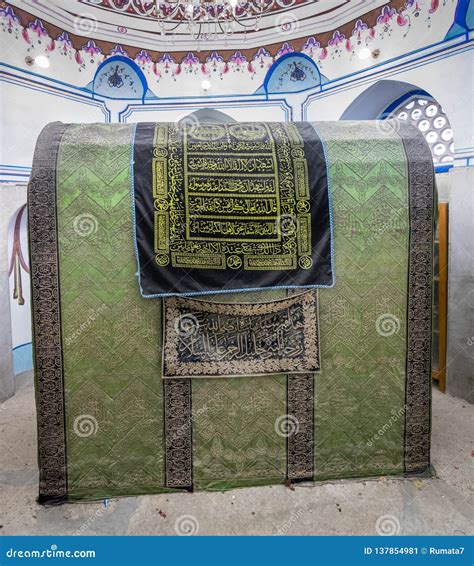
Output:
[{"xmin": 389, "ymin": 95, "xmax": 454, "ymax": 167}]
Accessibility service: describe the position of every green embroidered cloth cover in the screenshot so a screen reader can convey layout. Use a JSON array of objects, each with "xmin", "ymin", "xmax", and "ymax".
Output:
[{"xmin": 28, "ymin": 120, "xmax": 434, "ymax": 503}]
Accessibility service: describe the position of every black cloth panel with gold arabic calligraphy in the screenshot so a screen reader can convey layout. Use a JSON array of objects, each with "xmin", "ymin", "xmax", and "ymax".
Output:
[
  {"xmin": 162, "ymin": 290, "xmax": 320, "ymax": 379},
  {"xmin": 133, "ymin": 122, "xmax": 333, "ymax": 297}
]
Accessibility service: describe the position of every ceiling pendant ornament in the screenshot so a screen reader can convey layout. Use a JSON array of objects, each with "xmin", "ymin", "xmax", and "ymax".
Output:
[{"xmin": 155, "ymin": 0, "xmax": 297, "ymax": 41}]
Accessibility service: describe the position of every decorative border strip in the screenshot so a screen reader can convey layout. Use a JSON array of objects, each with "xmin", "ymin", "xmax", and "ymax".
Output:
[
  {"xmin": 164, "ymin": 379, "xmax": 193, "ymax": 490},
  {"xmin": 0, "ymin": 1, "xmax": 445, "ymax": 79},
  {"xmin": 28, "ymin": 121, "xmax": 69, "ymax": 503},
  {"xmin": 394, "ymin": 120, "xmax": 434, "ymax": 474},
  {"xmin": 287, "ymin": 373, "xmax": 315, "ymax": 481}
]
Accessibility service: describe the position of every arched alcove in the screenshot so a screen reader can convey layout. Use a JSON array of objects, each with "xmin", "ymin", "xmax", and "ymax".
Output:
[
  {"xmin": 340, "ymin": 80, "xmax": 422, "ymax": 120},
  {"xmin": 264, "ymin": 53, "xmax": 327, "ymax": 95},
  {"xmin": 445, "ymin": 0, "xmax": 474, "ymax": 39},
  {"xmin": 91, "ymin": 55, "xmax": 150, "ymax": 102},
  {"xmin": 341, "ymin": 80, "xmax": 455, "ymax": 172}
]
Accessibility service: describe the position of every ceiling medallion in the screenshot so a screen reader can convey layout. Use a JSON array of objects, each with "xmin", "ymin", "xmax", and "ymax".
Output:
[{"xmin": 156, "ymin": 0, "xmax": 298, "ymax": 41}]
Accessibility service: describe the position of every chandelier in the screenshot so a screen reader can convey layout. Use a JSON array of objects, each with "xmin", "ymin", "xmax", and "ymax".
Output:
[{"xmin": 155, "ymin": 0, "xmax": 298, "ymax": 41}]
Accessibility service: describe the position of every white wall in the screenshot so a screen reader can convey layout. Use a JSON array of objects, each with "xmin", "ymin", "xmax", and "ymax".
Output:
[{"xmin": 1, "ymin": 77, "xmax": 108, "ymax": 172}]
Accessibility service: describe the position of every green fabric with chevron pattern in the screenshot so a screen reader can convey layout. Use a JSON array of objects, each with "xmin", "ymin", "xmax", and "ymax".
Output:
[{"xmin": 54, "ymin": 121, "xmax": 410, "ymax": 499}]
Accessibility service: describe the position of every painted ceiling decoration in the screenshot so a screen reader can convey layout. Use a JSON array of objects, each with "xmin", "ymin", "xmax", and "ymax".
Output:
[
  {"xmin": 9, "ymin": 0, "xmax": 409, "ymax": 51},
  {"xmin": 2, "ymin": 0, "xmax": 444, "ymax": 72},
  {"xmin": 79, "ymin": 0, "xmax": 315, "ymax": 21}
]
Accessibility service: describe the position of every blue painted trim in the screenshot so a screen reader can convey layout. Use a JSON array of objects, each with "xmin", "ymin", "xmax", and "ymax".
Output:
[
  {"xmin": 140, "ymin": 281, "xmax": 336, "ymax": 299},
  {"xmin": 12, "ymin": 342, "xmax": 33, "ymax": 375},
  {"xmin": 0, "ymin": 63, "xmax": 93, "ymax": 95},
  {"xmin": 0, "ymin": 164, "xmax": 32, "ymax": 183},
  {"xmin": 445, "ymin": 0, "xmax": 472, "ymax": 38},
  {"xmin": 119, "ymin": 99, "xmax": 292, "ymax": 123},
  {"xmin": 0, "ymin": 164, "xmax": 31, "ymax": 169},
  {"xmin": 377, "ymin": 89, "xmax": 431, "ymax": 119},
  {"xmin": 264, "ymin": 52, "xmax": 322, "ymax": 96},
  {"xmin": 455, "ymin": 0, "xmax": 471, "ymax": 25},
  {"xmin": 92, "ymin": 55, "xmax": 148, "ymax": 103},
  {"xmin": 1, "ymin": 67, "xmax": 111, "ymax": 121},
  {"xmin": 435, "ymin": 164, "xmax": 454, "ymax": 173},
  {"xmin": 12, "ymin": 341, "xmax": 31, "ymax": 352}
]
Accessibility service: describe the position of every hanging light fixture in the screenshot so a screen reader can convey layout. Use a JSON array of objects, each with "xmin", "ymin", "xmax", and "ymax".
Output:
[{"xmin": 155, "ymin": 0, "xmax": 297, "ymax": 41}]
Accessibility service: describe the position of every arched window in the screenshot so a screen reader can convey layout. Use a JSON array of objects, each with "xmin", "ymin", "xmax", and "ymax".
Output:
[{"xmin": 384, "ymin": 94, "xmax": 454, "ymax": 170}]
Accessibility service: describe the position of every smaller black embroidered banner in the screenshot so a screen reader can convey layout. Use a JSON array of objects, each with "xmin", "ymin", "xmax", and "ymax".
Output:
[
  {"xmin": 133, "ymin": 122, "xmax": 333, "ymax": 297},
  {"xmin": 162, "ymin": 291, "xmax": 320, "ymax": 379}
]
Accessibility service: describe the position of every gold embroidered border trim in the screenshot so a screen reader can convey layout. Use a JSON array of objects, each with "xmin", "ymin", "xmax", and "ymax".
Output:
[
  {"xmin": 28, "ymin": 122, "xmax": 69, "ymax": 503},
  {"xmin": 395, "ymin": 120, "xmax": 434, "ymax": 474},
  {"xmin": 287, "ymin": 373, "xmax": 315, "ymax": 481},
  {"xmin": 164, "ymin": 379, "xmax": 193, "ymax": 489},
  {"xmin": 162, "ymin": 290, "xmax": 320, "ymax": 379}
]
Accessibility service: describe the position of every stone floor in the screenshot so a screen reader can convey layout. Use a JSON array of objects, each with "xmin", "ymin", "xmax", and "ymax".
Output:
[{"xmin": 1, "ymin": 371, "xmax": 473, "ymax": 536}]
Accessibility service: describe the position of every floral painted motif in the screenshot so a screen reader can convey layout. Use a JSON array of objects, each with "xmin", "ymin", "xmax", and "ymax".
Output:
[
  {"xmin": 135, "ymin": 49, "xmax": 152, "ymax": 66},
  {"xmin": 28, "ymin": 19, "xmax": 48, "ymax": 37},
  {"xmin": 229, "ymin": 51, "xmax": 247, "ymax": 65},
  {"xmin": 328, "ymin": 30, "xmax": 345, "ymax": 47},
  {"xmin": 182, "ymin": 52, "xmax": 199, "ymax": 66},
  {"xmin": 302, "ymin": 37, "xmax": 321, "ymax": 57},
  {"xmin": 0, "ymin": 5, "xmax": 21, "ymax": 32},
  {"xmin": 83, "ymin": 40, "xmax": 102, "ymax": 57},
  {"xmin": 377, "ymin": 6, "xmax": 397, "ymax": 25},
  {"xmin": 207, "ymin": 51, "xmax": 224, "ymax": 65},
  {"xmin": 276, "ymin": 42, "xmax": 295, "ymax": 58}
]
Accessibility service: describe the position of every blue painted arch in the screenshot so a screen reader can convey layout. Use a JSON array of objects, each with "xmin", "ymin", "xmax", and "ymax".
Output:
[
  {"xmin": 445, "ymin": 0, "xmax": 473, "ymax": 39},
  {"xmin": 263, "ymin": 53, "xmax": 327, "ymax": 96},
  {"xmin": 92, "ymin": 55, "xmax": 149, "ymax": 102}
]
